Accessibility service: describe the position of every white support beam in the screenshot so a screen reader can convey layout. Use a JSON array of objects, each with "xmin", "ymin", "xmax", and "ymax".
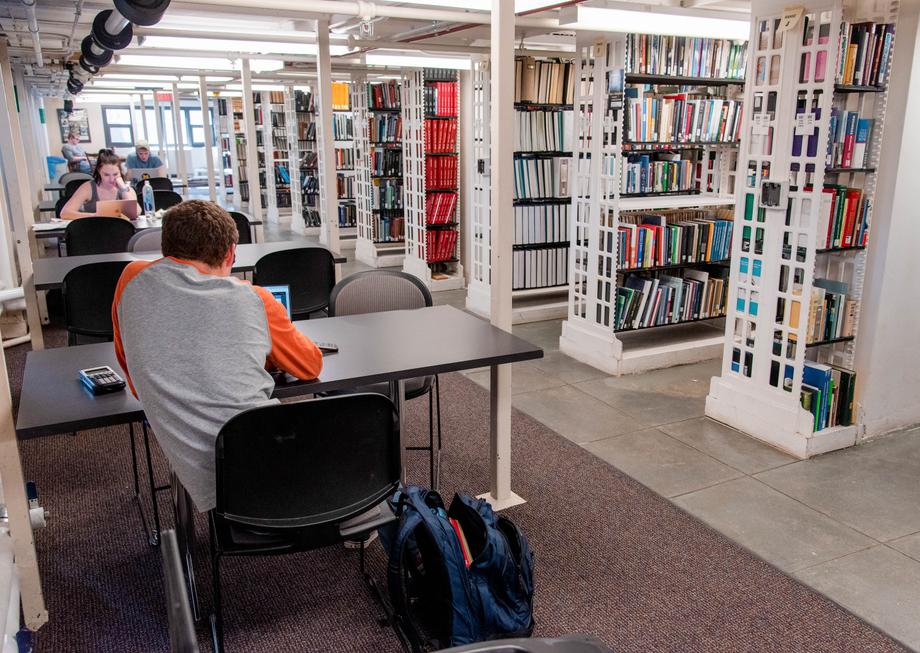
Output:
[
  {"xmin": 152, "ymin": 90, "xmax": 166, "ymax": 162},
  {"xmin": 198, "ymin": 76, "xmax": 217, "ymax": 202},
  {"xmin": 138, "ymin": 92, "xmax": 149, "ymax": 141},
  {"xmin": 482, "ymin": 0, "xmax": 524, "ymax": 511},
  {"xmin": 170, "ymin": 82, "xmax": 187, "ymax": 192},
  {"xmin": 239, "ymin": 58, "xmax": 264, "ymax": 224},
  {"xmin": 315, "ymin": 18, "xmax": 339, "ymax": 253}
]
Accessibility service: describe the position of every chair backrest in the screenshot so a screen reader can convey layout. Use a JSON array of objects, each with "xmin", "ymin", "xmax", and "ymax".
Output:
[
  {"xmin": 64, "ymin": 217, "xmax": 136, "ymax": 256},
  {"xmin": 127, "ymin": 227, "xmax": 162, "ymax": 252},
  {"xmin": 160, "ymin": 530, "xmax": 200, "ymax": 653},
  {"xmin": 215, "ymin": 394, "xmax": 400, "ymax": 535},
  {"xmin": 134, "ymin": 177, "xmax": 173, "ymax": 194},
  {"xmin": 62, "ymin": 261, "xmax": 130, "ymax": 338},
  {"xmin": 63, "ymin": 178, "xmax": 89, "ymax": 199},
  {"xmin": 58, "ymin": 171, "xmax": 91, "ymax": 186},
  {"xmin": 154, "ymin": 190, "xmax": 183, "ymax": 210},
  {"xmin": 228, "ymin": 211, "xmax": 253, "ymax": 245},
  {"xmin": 54, "ymin": 196, "xmax": 69, "ymax": 220},
  {"xmin": 329, "ymin": 270, "xmax": 432, "ymax": 317},
  {"xmin": 252, "ymin": 247, "xmax": 336, "ymax": 318}
]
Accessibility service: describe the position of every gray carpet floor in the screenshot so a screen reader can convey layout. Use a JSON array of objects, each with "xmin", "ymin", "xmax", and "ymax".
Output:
[{"xmin": 7, "ymin": 329, "xmax": 908, "ymax": 652}]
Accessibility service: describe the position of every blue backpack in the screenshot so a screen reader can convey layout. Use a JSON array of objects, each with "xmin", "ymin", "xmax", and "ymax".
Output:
[{"xmin": 386, "ymin": 486, "xmax": 535, "ymax": 650}]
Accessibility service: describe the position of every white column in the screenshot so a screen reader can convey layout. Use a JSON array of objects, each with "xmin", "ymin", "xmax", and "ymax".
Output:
[
  {"xmin": 198, "ymin": 76, "xmax": 217, "ymax": 202},
  {"xmin": 212, "ymin": 96, "xmax": 226, "ymax": 199},
  {"xmin": 138, "ymin": 92, "xmax": 149, "ymax": 141},
  {"xmin": 482, "ymin": 0, "xmax": 523, "ymax": 510},
  {"xmin": 152, "ymin": 90, "xmax": 166, "ymax": 163},
  {"xmin": 316, "ymin": 18, "xmax": 340, "ymax": 252},
  {"xmin": 170, "ymin": 83, "xmax": 187, "ymax": 191},
  {"xmin": 240, "ymin": 59, "xmax": 264, "ymax": 223}
]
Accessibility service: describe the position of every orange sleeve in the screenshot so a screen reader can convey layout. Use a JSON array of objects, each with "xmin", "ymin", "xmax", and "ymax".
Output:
[
  {"xmin": 112, "ymin": 260, "xmax": 156, "ymax": 398},
  {"xmin": 252, "ymin": 285, "xmax": 323, "ymax": 380}
]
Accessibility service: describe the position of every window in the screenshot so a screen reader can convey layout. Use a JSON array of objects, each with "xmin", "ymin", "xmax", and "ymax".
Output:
[
  {"xmin": 185, "ymin": 108, "xmax": 217, "ymax": 147},
  {"xmin": 102, "ymin": 106, "xmax": 134, "ymax": 148},
  {"xmin": 135, "ymin": 104, "xmax": 215, "ymax": 148}
]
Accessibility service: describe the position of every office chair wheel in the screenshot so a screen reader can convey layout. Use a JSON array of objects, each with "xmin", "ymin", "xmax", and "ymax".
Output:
[
  {"xmin": 114, "ymin": 0, "xmax": 171, "ymax": 26},
  {"xmin": 80, "ymin": 35, "xmax": 113, "ymax": 67},
  {"xmin": 91, "ymin": 10, "xmax": 134, "ymax": 51}
]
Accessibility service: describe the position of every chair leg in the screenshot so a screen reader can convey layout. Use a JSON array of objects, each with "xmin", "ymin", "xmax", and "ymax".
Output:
[
  {"xmin": 141, "ymin": 421, "xmax": 161, "ymax": 546},
  {"xmin": 127, "ymin": 422, "xmax": 140, "ymax": 497},
  {"xmin": 210, "ymin": 525, "xmax": 225, "ymax": 653},
  {"xmin": 172, "ymin": 475, "xmax": 201, "ymax": 622},
  {"xmin": 434, "ymin": 375, "xmax": 443, "ymax": 491},
  {"xmin": 428, "ymin": 387, "xmax": 435, "ymax": 489}
]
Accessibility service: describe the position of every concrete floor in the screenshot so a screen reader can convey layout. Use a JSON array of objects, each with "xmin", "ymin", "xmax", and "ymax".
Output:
[{"xmin": 260, "ymin": 212, "xmax": 920, "ymax": 651}]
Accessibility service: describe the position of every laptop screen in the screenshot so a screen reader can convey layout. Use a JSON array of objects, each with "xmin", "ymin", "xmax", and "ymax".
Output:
[{"xmin": 262, "ymin": 284, "xmax": 291, "ymax": 317}]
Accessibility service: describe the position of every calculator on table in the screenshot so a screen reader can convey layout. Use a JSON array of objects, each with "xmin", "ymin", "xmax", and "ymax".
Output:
[{"xmin": 79, "ymin": 366, "xmax": 127, "ymax": 395}]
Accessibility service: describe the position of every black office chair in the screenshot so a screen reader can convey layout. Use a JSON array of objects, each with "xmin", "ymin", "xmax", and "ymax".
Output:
[
  {"xmin": 436, "ymin": 636, "xmax": 614, "ymax": 653},
  {"xmin": 134, "ymin": 176, "xmax": 173, "ymax": 195},
  {"xmin": 252, "ymin": 247, "xmax": 336, "ymax": 320},
  {"xmin": 228, "ymin": 212, "xmax": 253, "ymax": 245},
  {"xmin": 161, "ymin": 530, "xmax": 200, "ymax": 653},
  {"xmin": 62, "ymin": 261, "xmax": 130, "ymax": 345},
  {"xmin": 58, "ymin": 171, "xmax": 91, "ymax": 187},
  {"xmin": 329, "ymin": 270, "xmax": 443, "ymax": 487},
  {"xmin": 54, "ymin": 196, "xmax": 69, "ymax": 220},
  {"xmin": 153, "ymin": 190, "xmax": 183, "ymax": 210},
  {"xmin": 126, "ymin": 228, "xmax": 162, "ymax": 252},
  {"xmin": 63, "ymin": 178, "xmax": 90, "ymax": 199},
  {"xmin": 207, "ymin": 394, "xmax": 400, "ymax": 652},
  {"xmin": 64, "ymin": 217, "xmax": 136, "ymax": 256}
]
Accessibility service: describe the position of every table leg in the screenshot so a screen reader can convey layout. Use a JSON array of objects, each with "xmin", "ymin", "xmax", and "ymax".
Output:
[
  {"xmin": 477, "ymin": 363, "xmax": 526, "ymax": 511},
  {"xmin": 389, "ymin": 379, "xmax": 407, "ymax": 484}
]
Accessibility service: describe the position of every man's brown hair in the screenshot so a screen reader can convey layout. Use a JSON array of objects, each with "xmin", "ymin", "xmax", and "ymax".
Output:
[{"xmin": 161, "ymin": 200, "xmax": 238, "ymax": 267}]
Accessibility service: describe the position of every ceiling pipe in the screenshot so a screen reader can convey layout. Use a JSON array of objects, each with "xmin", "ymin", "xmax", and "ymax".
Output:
[
  {"xmin": 66, "ymin": 0, "xmax": 84, "ymax": 50},
  {"xmin": 346, "ymin": 36, "xmax": 574, "ymax": 57},
  {"xmin": 133, "ymin": 26, "xmax": 348, "ymax": 45},
  {"xmin": 120, "ymin": 47, "xmax": 322, "ymax": 63},
  {"xmin": 20, "ymin": 0, "xmax": 43, "ymax": 67}
]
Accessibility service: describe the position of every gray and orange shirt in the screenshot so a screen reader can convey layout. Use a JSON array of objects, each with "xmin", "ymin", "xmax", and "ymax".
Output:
[{"xmin": 113, "ymin": 257, "xmax": 323, "ymax": 511}]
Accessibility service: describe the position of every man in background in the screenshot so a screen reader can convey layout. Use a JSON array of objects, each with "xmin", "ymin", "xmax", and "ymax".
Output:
[
  {"xmin": 125, "ymin": 139, "xmax": 166, "ymax": 180},
  {"xmin": 61, "ymin": 131, "xmax": 91, "ymax": 173}
]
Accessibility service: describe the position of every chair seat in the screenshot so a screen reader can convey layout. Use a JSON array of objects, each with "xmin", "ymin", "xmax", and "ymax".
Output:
[{"xmin": 326, "ymin": 375, "xmax": 433, "ymax": 401}]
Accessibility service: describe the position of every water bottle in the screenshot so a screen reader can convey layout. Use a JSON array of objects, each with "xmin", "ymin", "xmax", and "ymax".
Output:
[{"xmin": 142, "ymin": 180, "xmax": 155, "ymax": 219}]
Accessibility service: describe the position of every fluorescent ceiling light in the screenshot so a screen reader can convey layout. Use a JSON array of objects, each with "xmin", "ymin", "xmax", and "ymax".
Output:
[
  {"xmin": 223, "ymin": 83, "xmax": 286, "ymax": 92},
  {"xmin": 373, "ymin": 0, "xmax": 561, "ymax": 10},
  {"xmin": 116, "ymin": 55, "xmax": 284, "ymax": 72},
  {"xmin": 99, "ymin": 73, "xmax": 179, "ymax": 81},
  {"xmin": 366, "ymin": 54, "xmax": 471, "ymax": 70},
  {"xmin": 136, "ymin": 37, "xmax": 349, "ymax": 57},
  {"xmin": 559, "ymin": 6, "xmax": 749, "ymax": 40},
  {"xmin": 74, "ymin": 93, "xmax": 137, "ymax": 103}
]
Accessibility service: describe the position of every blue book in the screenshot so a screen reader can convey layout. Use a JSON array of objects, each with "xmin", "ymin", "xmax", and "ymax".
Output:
[{"xmin": 803, "ymin": 362, "xmax": 833, "ymax": 431}]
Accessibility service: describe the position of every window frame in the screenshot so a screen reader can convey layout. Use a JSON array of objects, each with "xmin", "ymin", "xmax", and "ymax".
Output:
[{"xmin": 101, "ymin": 104, "xmax": 135, "ymax": 149}]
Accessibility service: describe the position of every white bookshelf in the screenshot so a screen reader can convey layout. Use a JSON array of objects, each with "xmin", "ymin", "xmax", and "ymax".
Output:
[
  {"xmin": 401, "ymin": 68, "xmax": 464, "ymax": 291},
  {"xmin": 706, "ymin": 0, "xmax": 898, "ymax": 458},
  {"xmin": 217, "ymin": 98, "xmax": 240, "ymax": 208},
  {"xmin": 258, "ymin": 95, "xmax": 278, "ymax": 221},
  {"xmin": 334, "ymin": 82, "xmax": 357, "ymax": 251}
]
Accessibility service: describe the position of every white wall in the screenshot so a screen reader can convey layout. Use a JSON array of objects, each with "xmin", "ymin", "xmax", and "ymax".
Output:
[{"xmin": 854, "ymin": 1, "xmax": 920, "ymax": 438}]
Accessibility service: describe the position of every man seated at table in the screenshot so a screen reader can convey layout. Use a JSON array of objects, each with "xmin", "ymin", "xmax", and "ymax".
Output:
[
  {"xmin": 112, "ymin": 200, "xmax": 323, "ymax": 512},
  {"xmin": 124, "ymin": 139, "xmax": 166, "ymax": 180}
]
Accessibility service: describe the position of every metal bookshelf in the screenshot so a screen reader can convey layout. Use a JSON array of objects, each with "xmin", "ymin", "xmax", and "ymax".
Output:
[{"xmin": 706, "ymin": 0, "xmax": 899, "ymax": 458}]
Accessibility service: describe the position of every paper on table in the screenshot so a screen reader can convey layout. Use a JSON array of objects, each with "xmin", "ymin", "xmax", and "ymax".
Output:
[{"xmin": 32, "ymin": 220, "xmax": 66, "ymax": 231}]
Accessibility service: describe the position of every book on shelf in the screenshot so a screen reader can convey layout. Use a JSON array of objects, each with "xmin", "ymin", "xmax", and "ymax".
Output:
[
  {"xmin": 425, "ymin": 81, "xmax": 458, "ymax": 116},
  {"xmin": 615, "ymin": 268, "xmax": 728, "ymax": 330},
  {"xmin": 807, "ymin": 278, "xmax": 857, "ymax": 344},
  {"xmin": 625, "ymin": 90, "xmax": 743, "ymax": 144},
  {"xmin": 375, "ymin": 215, "xmax": 405, "ymax": 243},
  {"xmin": 827, "ymin": 108, "xmax": 873, "ymax": 168},
  {"xmin": 816, "ymin": 184, "xmax": 870, "ymax": 249},
  {"xmin": 426, "ymin": 229, "xmax": 458, "ymax": 263},
  {"xmin": 424, "ymin": 119, "xmax": 457, "ymax": 152},
  {"xmin": 426, "ymin": 192, "xmax": 457, "ymax": 224},
  {"xmin": 335, "ymin": 148, "xmax": 355, "ymax": 170},
  {"xmin": 332, "ymin": 113, "xmax": 354, "ymax": 140},
  {"xmin": 617, "ymin": 211, "xmax": 733, "ymax": 269},
  {"xmin": 837, "ymin": 21, "xmax": 895, "ymax": 87},
  {"xmin": 371, "ymin": 149, "xmax": 403, "ymax": 176},
  {"xmin": 426, "ymin": 157, "xmax": 458, "ymax": 188},
  {"xmin": 513, "ymin": 157, "xmax": 570, "ymax": 200},
  {"xmin": 374, "ymin": 179, "xmax": 403, "ymax": 210},
  {"xmin": 796, "ymin": 362, "xmax": 856, "ymax": 431},
  {"xmin": 370, "ymin": 114, "xmax": 402, "ymax": 143},
  {"xmin": 336, "ymin": 174, "xmax": 355, "ymax": 199},
  {"xmin": 368, "ymin": 81, "xmax": 401, "ymax": 110},
  {"xmin": 513, "ymin": 246, "xmax": 568, "ymax": 290},
  {"xmin": 295, "ymin": 90, "xmax": 314, "ymax": 113},
  {"xmin": 338, "ymin": 202, "xmax": 357, "ymax": 227},
  {"xmin": 331, "ymin": 82, "xmax": 350, "ymax": 111},
  {"xmin": 515, "ymin": 110, "xmax": 573, "ymax": 152},
  {"xmin": 626, "ymin": 34, "xmax": 747, "ymax": 80},
  {"xmin": 515, "ymin": 57, "xmax": 574, "ymax": 105},
  {"xmin": 622, "ymin": 152, "xmax": 696, "ymax": 195},
  {"xmin": 514, "ymin": 204, "xmax": 569, "ymax": 246}
]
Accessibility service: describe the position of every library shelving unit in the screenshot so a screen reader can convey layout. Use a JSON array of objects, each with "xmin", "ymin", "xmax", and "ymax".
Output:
[
  {"xmin": 234, "ymin": 95, "xmax": 267, "ymax": 211},
  {"xmin": 291, "ymin": 87, "xmax": 320, "ymax": 235},
  {"xmin": 401, "ymin": 68, "xmax": 464, "ymax": 291},
  {"xmin": 216, "ymin": 97, "xmax": 239, "ymax": 207},
  {"xmin": 466, "ymin": 55, "xmax": 577, "ymax": 324},
  {"xmin": 355, "ymin": 79, "xmax": 406, "ymax": 268},
  {"xmin": 264, "ymin": 90, "xmax": 293, "ymax": 220},
  {"xmin": 332, "ymin": 81, "xmax": 357, "ymax": 250},
  {"xmin": 706, "ymin": 0, "xmax": 898, "ymax": 458},
  {"xmin": 558, "ymin": 33, "xmax": 746, "ymax": 375}
]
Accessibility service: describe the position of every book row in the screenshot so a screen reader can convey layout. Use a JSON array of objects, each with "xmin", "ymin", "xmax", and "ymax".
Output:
[
  {"xmin": 425, "ymin": 157, "xmax": 458, "ymax": 189},
  {"xmin": 616, "ymin": 269, "xmax": 728, "ymax": 331},
  {"xmin": 513, "ymin": 246, "xmax": 568, "ymax": 291},
  {"xmin": 337, "ymin": 174, "xmax": 355, "ymax": 200},
  {"xmin": 807, "ymin": 278, "xmax": 857, "ymax": 344},
  {"xmin": 515, "ymin": 110, "xmax": 573, "ymax": 153},
  {"xmin": 294, "ymin": 90, "xmax": 314, "ymax": 113},
  {"xmin": 425, "ymin": 81, "xmax": 458, "ymax": 117},
  {"xmin": 368, "ymin": 81, "xmax": 400, "ymax": 110},
  {"xmin": 626, "ymin": 34, "xmax": 747, "ymax": 80},
  {"xmin": 370, "ymin": 115, "xmax": 402, "ymax": 144},
  {"xmin": 298, "ymin": 120, "xmax": 316, "ymax": 142},
  {"xmin": 625, "ymin": 93, "xmax": 743, "ymax": 144},
  {"xmin": 515, "ymin": 58, "xmax": 575, "ymax": 106},
  {"xmin": 338, "ymin": 202, "xmax": 356, "ymax": 227},
  {"xmin": 827, "ymin": 109, "xmax": 873, "ymax": 169},
  {"xmin": 332, "ymin": 114, "xmax": 354, "ymax": 141},
  {"xmin": 374, "ymin": 179, "xmax": 403, "ymax": 211},
  {"xmin": 817, "ymin": 184, "xmax": 870, "ymax": 249},
  {"xmin": 426, "ymin": 229, "xmax": 459, "ymax": 263},
  {"xmin": 616, "ymin": 214, "xmax": 733, "ymax": 270},
  {"xmin": 375, "ymin": 215, "xmax": 405, "ymax": 243},
  {"xmin": 513, "ymin": 157, "xmax": 570, "ymax": 200},
  {"xmin": 426, "ymin": 191, "xmax": 457, "ymax": 224},
  {"xmin": 836, "ymin": 20, "xmax": 895, "ymax": 87},
  {"xmin": 425, "ymin": 119, "xmax": 458, "ymax": 153},
  {"xmin": 798, "ymin": 363, "xmax": 855, "ymax": 431},
  {"xmin": 371, "ymin": 149, "xmax": 402, "ymax": 177},
  {"xmin": 622, "ymin": 153, "xmax": 695, "ymax": 195},
  {"xmin": 514, "ymin": 204, "xmax": 569, "ymax": 246},
  {"xmin": 335, "ymin": 148, "xmax": 355, "ymax": 170}
]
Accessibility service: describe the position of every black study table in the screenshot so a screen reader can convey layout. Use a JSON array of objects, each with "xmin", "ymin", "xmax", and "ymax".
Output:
[
  {"xmin": 16, "ymin": 305, "xmax": 542, "ymax": 536},
  {"xmin": 31, "ymin": 241, "xmax": 346, "ymax": 291}
]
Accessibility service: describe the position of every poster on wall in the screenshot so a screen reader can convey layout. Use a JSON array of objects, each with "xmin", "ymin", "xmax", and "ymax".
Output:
[{"xmin": 57, "ymin": 108, "xmax": 90, "ymax": 142}]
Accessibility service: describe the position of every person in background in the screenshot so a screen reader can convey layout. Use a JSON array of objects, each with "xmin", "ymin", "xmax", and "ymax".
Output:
[
  {"xmin": 60, "ymin": 149, "xmax": 137, "ymax": 220},
  {"xmin": 112, "ymin": 200, "xmax": 323, "ymax": 512},
  {"xmin": 125, "ymin": 139, "xmax": 166, "ymax": 180},
  {"xmin": 61, "ymin": 131, "xmax": 91, "ymax": 173}
]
